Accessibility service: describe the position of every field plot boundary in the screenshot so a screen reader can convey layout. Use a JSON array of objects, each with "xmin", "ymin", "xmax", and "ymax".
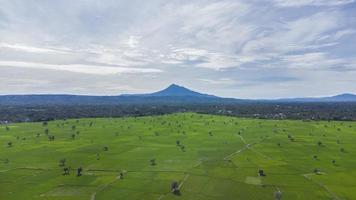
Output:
[
  {"xmin": 90, "ymin": 174, "xmax": 122, "ymax": 200},
  {"xmin": 223, "ymin": 136, "xmax": 268, "ymax": 161},
  {"xmin": 302, "ymin": 173, "xmax": 340, "ymax": 200}
]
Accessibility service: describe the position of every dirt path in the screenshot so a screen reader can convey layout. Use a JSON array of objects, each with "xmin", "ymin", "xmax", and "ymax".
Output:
[
  {"xmin": 192, "ymin": 160, "xmax": 203, "ymax": 168},
  {"xmin": 178, "ymin": 173, "xmax": 190, "ymax": 189},
  {"xmin": 223, "ymin": 145, "xmax": 249, "ymax": 160},
  {"xmin": 248, "ymin": 147, "xmax": 272, "ymax": 160},
  {"xmin": 0, "ymin": 168, "xmax": 15, "ymax": 173},
  {"xmin": 302, "ymin": 173, "xmax": 340, "ymax": 200},
  {"xmin": 239, "ymin": 135, "xmax": 247, "ymax": 144},
  {"xmin": 223, "ymin": 135, "xmax": 250, "ymax": 160},
  {"xmin": 90, "ymin": 174, "xmax": 122, "ymax": 200},
  {"xmin": 224, "ymin": 135, "xmax": 269, "ymax": 161}
]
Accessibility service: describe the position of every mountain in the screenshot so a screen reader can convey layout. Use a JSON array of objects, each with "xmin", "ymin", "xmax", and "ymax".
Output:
[
  {"xmin": 0, "ymin": 84, "xmax": 355, "ymax": 105},
  {"xmin": 326, "ymin": 93, "xmax": 356, "ymax": 102},
  {"xmin": 124, "ymin": 84, "xmax": 217, "ymax": 98},
  {"xmin": 0, "ymin": 84, "xmax": 224, "ymax": 105}
]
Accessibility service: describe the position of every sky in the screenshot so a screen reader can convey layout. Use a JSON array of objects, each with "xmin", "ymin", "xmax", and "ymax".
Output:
[{"xmin": 0, "ymin": 0, "xmax": 355, "ymax": 99}]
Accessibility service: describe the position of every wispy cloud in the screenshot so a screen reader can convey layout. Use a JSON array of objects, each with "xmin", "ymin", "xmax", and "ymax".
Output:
[
  {"xmin": 273, "ymin": 0, "xmax": 355, "ymax": 7},
  {"xmin": 0, "ymin": 61, "xmax": 162, "ymax": 75},
  {"xmin": 198, "ymin": 78, "xmax": 237, "ymax": 85},
  {"xmin": 0, "ymin": 43, "xmax": 69, "ymax": 54}
]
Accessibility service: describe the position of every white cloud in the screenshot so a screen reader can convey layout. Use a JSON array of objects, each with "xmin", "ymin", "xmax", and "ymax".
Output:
[
  {"xmin": 198, "ymin": 78, "xmax": 237, "ymax": 85},
  {"xmin": 281, "ymin": 52, "xmax": 344, "ymax": 69},
  {"xmin": 126, "ymin": 36, "xmax": 142, "ymax": 48},
  {"xmin": 242, "ymin": 11, "xmax": 343, "ymax": 57},
  {"xmin": 273, "ymin": 0, "xmax": 355, "ymax": 7},
  {"xmin": 0, "ymin": 61, "xmax": 162, "ymax": 75},
  {"xmin": 0, "ymin": 43, "xmax": 68, "ymax": 54}
]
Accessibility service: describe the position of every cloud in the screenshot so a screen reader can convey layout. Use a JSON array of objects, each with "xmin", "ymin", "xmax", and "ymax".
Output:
[
  {"xmin": 126, "ymin": 36, "xmax": 142, "ymax": 48},
  {"xmin": 242, "ymin": 11, "xmax": 343, "ymax": 56},
  {"xmin": 198, "ymin": 78, "xmax": 237, "ymax": 85},
  {"xmin": 0, "ymin": 0, "xmax": 355, "ymax": 97},
  {"xmin": 0, "ymin": 61, "xmax": 162, "ymax": 75},
  {"xmin": 0, "ymin": 43, "xmax": 69, "ymax": 54},
  {"xmin": 278, "ymin": 52, "xmax": 356, "ymax": 71},
  {"xmin": 273, "ymin": 0, "xmax": 355, "ymax": 7}
]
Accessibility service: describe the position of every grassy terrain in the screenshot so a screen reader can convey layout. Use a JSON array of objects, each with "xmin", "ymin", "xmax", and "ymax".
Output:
[{"xmin": 0, "ymin": 113, "xmax": 355, "ymax": 200}]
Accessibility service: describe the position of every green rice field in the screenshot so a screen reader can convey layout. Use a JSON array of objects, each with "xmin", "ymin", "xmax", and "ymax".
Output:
[{"xmin": 1, "ymin": 113, "xmax": 355, "ymax": 200}]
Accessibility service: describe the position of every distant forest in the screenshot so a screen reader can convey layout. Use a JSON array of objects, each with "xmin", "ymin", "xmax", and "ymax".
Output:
[{"xmin": 1, "ymin": 102, "xmax": 356, "ymax": 123}]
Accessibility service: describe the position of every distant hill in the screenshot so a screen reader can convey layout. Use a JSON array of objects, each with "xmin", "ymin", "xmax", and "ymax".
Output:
[
  {"xmin": 0, "ymin": 84, "xmax": 355, "ymax": 105},
  {"xmin": 276, "ymin": 93, "xmax": 356, "ymax": 102}
]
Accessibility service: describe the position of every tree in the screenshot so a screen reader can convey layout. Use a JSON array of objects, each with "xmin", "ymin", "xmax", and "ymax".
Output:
[
  {"xmin": 71, "ymin": 134, "xmax": 76, "ymax": 140},
  {"xmin": 48, "ymin": 135, "xmax": 55, "ymax": 141},
  {"xmin": 274, "ymin": 190, "xmax": 282, "ymax": 200},
  {"xmin": 150, "ymin": 159, "xmax": 156, "ymax": 166},
  {"xmin": 63, "ymin": 167, "xmax": 70, "ymax": 175},
  {"xmin": 176, "ymin": 140, "xmax": 180, "ymax": 146},
  {"xmin": 317, "ymin": 141, "xmax": 322, "ymax": 146},
  {"xmin": 314, "ymin": 168, "xmax": 321, "ymax": 174},
  {"xmin": 77, "ymin": 167, "xmax": 83, "ymax": 176},
  {"xmin": 119, "ymin": 172, "xmax": 124, "ymax": 179},
  {"xmin": 59, "ymin": 158, "xmax": 66, "ymax": 167},
  {"xmin": 171, "ymin": 181, "xmax": 181, "ymax": 195},
  {"xmin": 7, "ymin": 141, "xmax": 12, "ymax": 148},
  {"xmin": 103, "ymin": 146, "xmax": 109, "ymax": 151},
  {"xmin": 258, "ymin": 169, "xmax": 266, "ymax": 176}
]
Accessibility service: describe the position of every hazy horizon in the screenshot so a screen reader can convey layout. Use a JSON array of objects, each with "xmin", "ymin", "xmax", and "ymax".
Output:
[{"xmin": 1, "ymin": 0, "xmax": 356, "ymax": 98}]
